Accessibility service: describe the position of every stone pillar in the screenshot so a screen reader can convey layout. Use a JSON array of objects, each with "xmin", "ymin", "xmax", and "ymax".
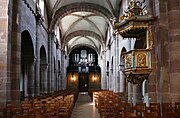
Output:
[
  {"xmin": 40, "ymin": 64, "xmax": 48, "ymax": 93},
  {"xmin": 116, "ymin": 33, "xmax": 120, "ymax": 92},
  {"xmin": 0, "ymin": 0, "xmax": 9, "ymax": 107},
  {"xmin": 128, "ymin": 82, "xmax": 132, "ymax": 102},
  {"xmin": 119, "ymin": 64, "xmax": 125, "ymax": 93},
  {"xmin": 51, "ymin": 35, "xmax": 55, "ymax": 92},
  {"xmin": 27, "ymin": 60, "xmax": 35, "ymax": 97},
  {"xmin": 153, "ymin": 0, "xmax": 169, "ymax": 103},
  {"xmin": 62, "ymin": 54, "xmax": 67, "ymax": 90},
  {"xmin": 167, "ymin": 0, "xmax": 180, "ymax": 103},
  {"xmin": 100, "ymin": 52, "xmax": 106, "ymax": 89},
  {"xmin": 114, "ymin": 33, "xmax": 118, "ymax": 92},
  {"xmin": 48, "ymin": 33, "xmax": 52, "ymax": 93},
  {"xmin": 132, "ymin": 84, "xmax": 142, "ymax": 104},
  {"xmin": 34, "ymin": 24, "xmax": 41, "ymax": 96},
  {"xmin": 57, "ymin": 70, "xmax": 61, "ymax": 90},
  {"xmin": 8, "ymin": 0, "xmax": 21, "ymax": 104},
  {"xmin": 34, "ymin": 58, "xmax": 40, "ymax": 96}
]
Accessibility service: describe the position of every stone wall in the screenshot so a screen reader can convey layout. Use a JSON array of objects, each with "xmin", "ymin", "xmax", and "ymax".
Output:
[{"xmin": 152, "ymin": 0, "xmax": 180, "ymax": 103}]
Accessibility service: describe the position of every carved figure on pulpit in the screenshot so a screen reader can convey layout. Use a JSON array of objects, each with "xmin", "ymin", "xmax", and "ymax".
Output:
[{"xmin": 137, "ymin": 53, "xmax": 146, "ymax": 67}]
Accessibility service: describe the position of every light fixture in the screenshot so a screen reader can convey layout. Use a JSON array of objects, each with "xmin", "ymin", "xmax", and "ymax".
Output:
[{"xmin": 93, "ymin": 72, "xmax": 97, "ymax": 83}]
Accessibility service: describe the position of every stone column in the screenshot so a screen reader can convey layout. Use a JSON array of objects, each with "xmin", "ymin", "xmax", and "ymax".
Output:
[
  {"xmin": 116, "ymin": 33, "xmax": 120, "ymax": 92},
  {"xmin": 61, "ymin": 51, "xmax": 66, "ymax": 90},
  {"xmin": 48, "ymin": 33, "xmax": 52, "ymax": 93},
  {"xmin": 8, "ymin": 0, "xmax": 21, "ymax": 104},
  {"xmin": 34, "ymin": 23, "xmax": 41, "ymax": 96},
  {"xmin": 114, "ymin": 33, "xmax": 118, "ymax": 92},
  {"xmin": 153, "ymin": 0, "xmax": 169, "ymax": 103},
  {"xmin": 34, "ymin": 58, "xmax": 40, "ymax": 96},
  {"xmin": 119, "ymin": 64, "xmax": 125, "ymax": 93},
  {"xmin": 132, "ymin": 84, "xmax": 142, "ymax": 104},
  {"xmin": 40, "ymin": 64, "xmax": 48, "ymax": 93},
  {"xmin": 57, "ymin": 70, "xmax": 61, "ymax": 90},
  {"xmin": 27, "ymin": 60, "xmax": 35, "ymax": 97},
  {"xmin": 128, "ymin": 82, "xmax": 132, "ymax": 102},
  {"xmin": 0, "ymin": 0, "xmax": 9, "ymax": 107},
  {"xmin": 167, "ymin": 0, "xmax": 180, "ymax": 103},
  {"xmin": 51, "ymin": 35, "xmax": 55, "ymax": 92},
  {"xmin": 100, "ymin": 52, "xmax": 106, "ymax": 89}
]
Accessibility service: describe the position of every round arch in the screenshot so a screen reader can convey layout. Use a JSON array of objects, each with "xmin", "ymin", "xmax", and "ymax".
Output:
[
  {"xmin": 40, "ymin": 45, "xmax": 47, "ymax": 64},
  {"xmin": 20, "ymin": 30, "xmax": 35, "ymax": 97},
  {"xmin": 50, "ymin": 2, "xmax": 113, "ymax": 30},
  {"xmin": 68, "ymin": 44, "xmax": 99, "ymax": 56},
  {"xmin": 119, "ymin": 47, "xmax": 127, "ymax": 93},
  {"xmin": 63, "ymin": 30, "xmax": 105, "ymax": 50},
  {"xmin": 39, "ymin": 45, "xmax": 48, "ymax": 93}
]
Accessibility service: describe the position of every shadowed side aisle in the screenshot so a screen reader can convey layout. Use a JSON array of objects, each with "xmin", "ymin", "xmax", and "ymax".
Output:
[{"xmin": 71, "ymin": 93, "xmax": 100, "ymax": 118}]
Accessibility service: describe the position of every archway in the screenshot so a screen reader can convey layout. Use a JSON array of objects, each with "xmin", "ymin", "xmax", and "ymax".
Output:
[
  {"xmin": 40, "ymin": 45, "xmax": 47, "ymax": 94},
  {"xmin": 21, "ymin": 30, "xmax": 35, "ymax": 98},
  {"xmin": 106, "ymin": 61, "xmax": 109, "ymax": 90},
  {"xmin": 67, "ymin": 46, "xmax": 101, "ymax": 91},
  {"xmin": 142, "ymin": 80, "xmax": 149, "ymax": 105},
  {"xmin": 119, "ymin": 47, "xmax": 127, "ymax": 93}
]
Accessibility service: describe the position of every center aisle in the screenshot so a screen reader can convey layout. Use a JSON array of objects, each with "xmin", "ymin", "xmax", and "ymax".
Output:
[{"xmin": 71, "ymin": 92, "xmax": 100, "ymax": 118}]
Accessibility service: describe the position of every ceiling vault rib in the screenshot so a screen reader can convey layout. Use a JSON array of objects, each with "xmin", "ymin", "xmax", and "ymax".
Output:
[
  {"xmin": 106, "ymin": 0, "xmax": 116, "ymax": 17},
  {"xmin": 62, "ymin": 30, "xmax": 104, "ymax": 50},
  {"xmin": 68, "ymin": 36, "xmax": 82, "ymax": 50},
  {"xmin": 85, "ymin": 18, "xmax": 105, "ymax": 41},
  {"xmin": 68, "ymin": 37, "xmax": 98, "ymax": 53},
  {"xmin": 62, "ymin": 17, "xmax": 82, "ymax": 39},
  {"xmin": 51, "ymin": 0, "xmax": 62, "ymax": 18},
  {"xmin": 50, "ymin": 2, "xmax": 113, "ymax": 30},
  {"xmin": 62, "ymin": 16, "xmax": 105, "ymax": 42},
  {"xmin": 69, "ymin": 44, "xmax": 99, "ymax": 55},
  {"xmin": 84, "ymin": 36, "xmax": 98, "ymax": 49}
]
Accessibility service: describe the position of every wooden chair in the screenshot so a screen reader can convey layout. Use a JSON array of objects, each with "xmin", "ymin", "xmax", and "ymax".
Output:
[
  {"xmin": 21, "ymin": 101, "xmax": 33, "ymax": 116},
  {"xmin": 145, "ymin": 103, "xmax": 160, "ymax": 118},
  {"xmin": 33, "ymin": 100, "xmax": 44, "ymax": 117},
  {"xmin": 11, "ymin": 107, "xmax": 23, "ymax": 118},
  {"xmin": 113, "ymin": 105, "xmax": 125, "ymax": 118},
  {"xmin": 162, "ymin": 103, "xmax": 175, "ymax": 118},
  {"xmin": 123, "ymin": 103, "xmax": 136, "ymax": 118},
  {"xmin": 58, "ymin": 102, "xmax": 70, "ymax": 118},
  {"xmin": 133, "ymin": 103, "xmax": 146, "ymax": 118},
  {"xmin": 0, "ymin": 108, "xmax": 6, "ymax": 118},
  {"xmin": 46, "ymin": 103, "xmax": 59, "ymax": 118},
  {"xmin": 175, "ymin": 102, "xmax": 180, "ymax": 117},
  {"xmin": 125, "ymin": 112, "xmax": 137, "ymax": 118}
]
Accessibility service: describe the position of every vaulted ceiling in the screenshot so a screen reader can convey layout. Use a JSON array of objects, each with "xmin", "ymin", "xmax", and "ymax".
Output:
[{"xmin": 46, "ymin": 0, "xmax": 121, "ymax": 54}]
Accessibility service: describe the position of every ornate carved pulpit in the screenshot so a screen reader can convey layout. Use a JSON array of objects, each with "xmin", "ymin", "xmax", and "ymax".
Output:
[{"xmin": 115, "ymin": 0, "xmax": 154, "ymax": 85}]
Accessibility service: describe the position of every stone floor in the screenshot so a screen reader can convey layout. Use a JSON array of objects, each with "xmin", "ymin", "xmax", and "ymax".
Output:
[{"xmin": 71, "ymin": 92, "xmax": 100, "ymax": 118}]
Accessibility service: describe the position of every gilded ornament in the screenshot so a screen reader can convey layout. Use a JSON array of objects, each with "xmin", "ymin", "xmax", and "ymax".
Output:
[{"xmin": 137, "ymin": 53, "xmax": 146, "ymax": 67}]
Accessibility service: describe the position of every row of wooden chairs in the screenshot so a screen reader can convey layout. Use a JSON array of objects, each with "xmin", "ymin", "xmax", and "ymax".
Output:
[
  {"xmin": 93, "ymin": 90, "xmax": 180, "ymax": 118},
  {"xmin": 0, "ymin": 89, "xmax": 78, "ymax": 118}
]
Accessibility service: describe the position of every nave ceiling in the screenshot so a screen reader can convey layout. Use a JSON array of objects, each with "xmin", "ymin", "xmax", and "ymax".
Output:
[{"xmin": 45, "ymin": 0, "xmax": 121, "ymax": 54}]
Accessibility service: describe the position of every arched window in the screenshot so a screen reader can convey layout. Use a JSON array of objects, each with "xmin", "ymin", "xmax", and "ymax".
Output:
[{"xmin": 142, "ymin": 80, "xmax": 148, "ymax": 96}]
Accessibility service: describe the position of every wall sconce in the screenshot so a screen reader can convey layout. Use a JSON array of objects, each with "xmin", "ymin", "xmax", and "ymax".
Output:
[
  {"xmin": 93, "ymin": 72, "xmax": 97, "ymax": 83},
  {"xmin": 71, "ymin": 72, "xmax": 75, "ymax": 82},
  {"xmin": 71, "ymin": 73, "xmax": 75, "ymax": 88},
  {"xmin": 93, "ymin": 76, "xmax": 97, "ymax": 83},
  {"xmin": 71, "ymin": 72, "xmax": 74, "ymax": 78}
]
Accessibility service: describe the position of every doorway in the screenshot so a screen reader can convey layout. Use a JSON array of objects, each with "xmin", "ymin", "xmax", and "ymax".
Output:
[{"xmin": 78, "ymin": 74, "xmax": 89, "ymax": 92}]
